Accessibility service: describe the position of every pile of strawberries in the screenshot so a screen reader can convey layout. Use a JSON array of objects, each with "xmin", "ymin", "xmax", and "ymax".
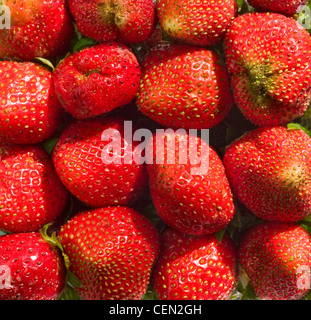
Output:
[{"xmin": 1, "ymin": 0, "xmax": 311, "ymax": 301}]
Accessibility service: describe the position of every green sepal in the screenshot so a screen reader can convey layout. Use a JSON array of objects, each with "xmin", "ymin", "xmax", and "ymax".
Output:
[
  {"xmin": 40, "ymin": 223, "xmax": 83, "ymax": 290},
  {"xmin": 73, "ymin": 37, "xmax": 97, "ymax": 53},
  {"xmin": 34, "ymin": 57, "xmax": 55, "ymax": 71},
  {"xmin": 287, "ymin": 123, "xmax": 311, "ymax": 138},
  {"xmin": 215, "ymin": 227, "xmax": 227, "ymax": 243},
  {"xmin": 42, "ymin": 137, "xmax": 58, "ymax": 155},
  {"xmin": 240, "ymin": 282, "xmax": 257, "ymax": 300},
  {"xmin": 58, "ymin": 283, "xmax": 81, "ymax": 300}
]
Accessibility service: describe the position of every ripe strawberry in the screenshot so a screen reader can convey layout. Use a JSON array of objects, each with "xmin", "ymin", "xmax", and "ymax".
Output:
[
  {"xmin": 0, "ymin": 144, "xmax": 69, "ymax": 233},
  {"xmin": 53, "ymin": 43, "xmax": 141, "ymax": 120},
  {"xmin": 52, "ymin": 116, "xmax": 147, "ymax": 208},
  {"xmin": 156, "ymin": 0, "xmax": 237, "ymax": 47},
  {"xmin": 68, "ymin": 0, "xmax": 156, "ymax": 44},
  {"xmin": 136, "ymin": 43, "xmax": 234, "ymax": 129},
  {"xmin": 223, "ymin": 126, "xmax": 311, "ymax": 222},
  {"xmin": 58, "ymin": 206, "xmax": 160, "ymax": 300},
  {"xmin": 248, "ymin": 0, "xmax": 307, "ymax": 16},
  {"xmin": 0, "ymin": 61, "xmax": 64, "ymax": 145},
  {"xmin": 146, "ymin": 129, "xmax": 235, "ymax": 236},
  {"xmin": 0, "ymin": 0, "xmax": 74, "ymax": 61},
  {"xmin": 152, "ymin": 227, "xmax": 238, "ymax": 300},
  {"xmin": 0, "ymin": 232, "xmax": 66, "ymax": 300},
  {"xmin": 239, "ymin": 221, "xmax": 311, "ymax": 300},
  {"xmin": 224, "ymin": 12, "xmax": 311, "ymax": 126}
]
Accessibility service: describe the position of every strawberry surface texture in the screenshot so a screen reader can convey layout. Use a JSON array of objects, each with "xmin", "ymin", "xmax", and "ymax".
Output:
[{"xmin": 1, "ymin": 0, "xmax": 311, "ymax": 302}]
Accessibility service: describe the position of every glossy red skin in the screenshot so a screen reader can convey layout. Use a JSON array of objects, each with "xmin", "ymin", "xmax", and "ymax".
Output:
[
  {"xmin": 223, "ymin": 126, "xmax": 311, "ymax": 222},
  {"xmin": 152, "ymin": 228, "xmax": 238, "ymax": 300},
  {"xmin": 0, "ymin": 61, "xmax": 64, "ymax": 145},
  {"xmin": 156, "ymin": 0, "xmax": 237, "ymax": 46},
  {"xmin": 52, "ymin": 117, "xmax": 147, "ymax": 208},
  {"xmin": 248, "ymin": 0, "xmax": 307, "ymax": 16},
  {"xmin": 68, "ymin": 0, "xmax": 156, "ymax": 44},
  {"xmin": 0, "ymin": 144, "xmax": 69, "ymax": 233},
  {"xmin": 0, "ymin": 232, "xmax": 66, "ymax": 300},
  {"xmin": 224, "ymin": 13, "xmax": 311, "ymax": 126},
  {"xmin": 239, "ymin": 222, "xmax": 311, "ymax": 300},
  {"xmin": 136, "ymin": 44, "xmax": 234, "ymax": 129},
  {"xmin": 147, "ymin": 130, "xmax": 235, "ymax": 236},
  {"xmin": 59, "ymin": 206, "xmax": 160, "ymax": 300},
  {"xmin": 0, "ymin": 0, "xmax": 74, "ymax": 61},
  {"xmin": 53, "ymin": 43, "xmax": 141, "ymax": 119}
]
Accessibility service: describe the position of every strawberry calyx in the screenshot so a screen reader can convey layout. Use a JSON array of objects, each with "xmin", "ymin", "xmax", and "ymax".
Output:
[
  {"xmin": 98, "ymin": 0, "xmax": 122, "ymax": 26},
  {"xmin": 246, "ymin": 62, "xmax": 274, "ymax": 105},
  {"xmin": 287, "ymin": 122, "xmax": 311, "ymax": 138},
  {"xmin": 34, "ymin": 57, "xmax": 55, "ymax": 71},
  {"xmin": 40, "ymin": 223, "xmax": 82, "ymax": 292},
  {"xmin": 40, "ymin": 223, "xmax": 70, "ymax": 269}
]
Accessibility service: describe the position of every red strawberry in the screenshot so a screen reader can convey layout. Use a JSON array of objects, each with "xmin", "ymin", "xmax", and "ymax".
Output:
[
  {"xmin": 156, "ymin": 0, "xmax": 237, "ymax": 47},
  {"xmin": 239, "ymin": 221, "xmax": 311, "ymax": 300},
  {"xmin": 223, "ymin": 126, "xmax": 311, "ymax": 222},
  {"xmin": 152, "ymin": 227, "xmax": 238, "ymax": 300},
  {"xmin": 248, "ymin": 0, "xmax": 307, "ymax": 16},
  {"xmin": 0, "ymin": 144, "xmax": 69, "ymax": 233},
  {"xmin": 58, "ymin": 206, "xmax": 160, "ymax": 300},
  {"xmin": 52, "ymin": 116, "xmax": 147, "ymax": 208},
  {"xmin": 68, "ymin": 0, "xmax": 156, "ymax": 44},
  {"xmin": 0, "ymin": 61, "xmax": 64, "ymax": 145},
  {"xmin": 0, "ymin": 232, "xmax": 66, "ymax": 300},
  {"xmin": 0, "ymin": 0, "xmax": 74, "ymax": 61},
  {"xmin": 53, "ymin": 43, "xmax": 141, "ymax": 119},
  {"xmin": 136, "ymin": 43, "xmax": 234, "ymax": 129},
  {"xmin": 224, "ymin": 12, "xmax": 311, "ymax": 126},
  {"xmin": 146, "ymin": 129, "xmax": 235, "ymax": 236}
]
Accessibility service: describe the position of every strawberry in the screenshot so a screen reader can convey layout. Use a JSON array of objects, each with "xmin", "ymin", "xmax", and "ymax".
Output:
[
  {"xmin": 0, "ymin": 0, "xmax": 74, "ymax": 61},
  {"xmin": 155, "ymin": 0, "xmax": 237, "ymax": 47},
  {"xmin": 136, "ymin": 43, "xmax": 234, "ymax": 129},
  {"xmin": 0, "ymin": 144, "xmax": 69, "ymax": 233},
  {"xmin": 239, "ymin": 221, "xmax": 311, "ymax": 300},
  {"xmin": 223, "ymin": 126, "xmax": 311, "ymax": 222},
  {"xmin": 152, "ymin": 227, "xmax": 238, "ymax": 300},
  {"xmin": 58, "ymin": 206, "xmax": 160, "ymax": 300},
  {"xmin": 146, "ymin": 129, "xmax": 235, "ymax": 236},
  {"xmin": 0, "ymin": 232, "xmax": 66, "ymax": 300},
  {"xmin": 248, "ymin": 0, "xmax": 308, "ymax": 16},
  {"xmin": 224, "ymin": 12, "xmax": 311, "ymax": 126},
  {"xmin": 68, "ymin": 0, "xmax": 156, "ymax": 44},
  {"xmin": 53, "ymin": 43, "xmax": 141, "ymax": 120},
  {"xmin": 0, "ymin": 61, "xmax": 64, "ymax": 145},
  {"xmin": 52, "ymin": 116, "xmax": 147, "ymax": 208}
]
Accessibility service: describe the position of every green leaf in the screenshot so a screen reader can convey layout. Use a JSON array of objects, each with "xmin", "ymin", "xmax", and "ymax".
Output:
[
  {"xmin": 237, "ymin": 0, "xmax": 255, "ymax": 14},
  {"xmin": 73, "ymin": 37, "xmax": 97, "ymax": 53},
  {"xmin": 0, "ymin": 230, "xmax": 8, "ymax": 236},
  {"xmin": 215, "ymin": 227, "xmax": 227, "ymax": 243},
  {"xmin": 287, "ymin": 123, "xmax": 311, "ymax": 137},
  {"xmin": 241, "ymin": 282, "xmax": 257, "ymax": 300},
  {"xmin": 300, "ymin": 221, "xmax": 311, "ymax": 236},
  {"xmin": 236, "ymin": 0, "xmax": 244, "ymax": 10},
  {"xmin": 302, "ymin": 289, "xmax": 311, "ymax": 300},
  {"xmin": 58, "ymin": 283, "xmax": 81, "ymax": 300},
  {"xmin": 40, "ymin": 223, "xmax": 70, "ymax": 269},
  {"xmin": 43, "ymin": 137, "xmax": 58, "ymax": 155},
  {"xmin": 302, "ymin": 214, "xmax": 311, "ymax": 223},
  {"xmin": 34, "ymin": 57, "xmax": 55, "ymax": 71},
  {"xmin": 66, "ymin": 269, "xmax": 82, "ymax": 288}
]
